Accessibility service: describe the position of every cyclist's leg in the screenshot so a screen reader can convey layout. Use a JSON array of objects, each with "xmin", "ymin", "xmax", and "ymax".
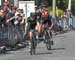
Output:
[
  {"xmin": 48, "ymin": 22, "xmax": 54, "ymax": 45},
  {"xmin": 27, "ymin": 23, "xmax": 32, "ymax": 51},
  {"xmin": 35, "ymin": 21, "xmax": 41, "ymax": 33},
  {"xmin": 50, "ymin": 32, "xmax": 54, "ymax": 45},
  {"xmin": 38, "ymin": 23, "xmax": 41, "ymax": 33},
  {"xmin": 35, "ymin": 21, "xmax": 43, "ymax": 37},
  {"xmin": 50, "ymin": 31, "xmax": 52, "ymax": 38},
  {"xmin": 28, "ymin": 30, "xmax": 32, "ymax": 50},
  {"xmin": 29, "ymin": 31, "xmax": 33, "ymax": 42},
  {"xmin": 29, "ymin": 29, "xmax": 36, "ymax": 50}
]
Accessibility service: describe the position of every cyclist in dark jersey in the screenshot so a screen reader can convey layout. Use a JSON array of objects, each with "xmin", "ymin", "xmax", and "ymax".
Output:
[
  {"xmin": 27, "ymin": 13, "xmax": 37, "ymax": 31},
  {"xmin": 27, "ymin": 12, "xmax": 37, "ymax": 51},
  {"xmin": 41, "ymin": 11, "xmax": 52, "ymax": 27},
  {"xmin": 41, "ymin": 10, "xmax": 54, "ymax": 45}
]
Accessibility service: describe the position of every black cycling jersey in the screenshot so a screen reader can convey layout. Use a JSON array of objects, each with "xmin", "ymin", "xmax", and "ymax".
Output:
[
  {"xmin": 41, "ymin": 15, "xmax": 52, "ymax": 26},
  {"xmin": 27, "ymin": 17, "xmax": 37, "ymax": 30}
]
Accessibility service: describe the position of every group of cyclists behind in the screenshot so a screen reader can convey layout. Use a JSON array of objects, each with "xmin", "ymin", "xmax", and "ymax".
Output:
[{"xmin": 26, "ymin": 7, "xmax": 54, "ymax": 52}]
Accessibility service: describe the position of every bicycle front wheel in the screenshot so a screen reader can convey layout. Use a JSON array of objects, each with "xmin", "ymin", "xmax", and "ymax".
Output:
[
  {"xmin": 45, "ymin": 31, "xmax": 51, "ymax": 50},
  {"xmin": 30, "ymin": 33, "xmax": 36, "ymax": 55}
]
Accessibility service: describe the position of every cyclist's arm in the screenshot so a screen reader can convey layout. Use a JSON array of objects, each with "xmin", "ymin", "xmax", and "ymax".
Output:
[{"xmin": 49, "ymin": 15, "xmax": 54, "ymax": 30}]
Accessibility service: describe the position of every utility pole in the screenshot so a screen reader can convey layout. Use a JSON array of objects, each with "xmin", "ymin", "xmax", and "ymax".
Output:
[
  {"xmin": 0, "ymin": 0, "xmax": 1, "ymax": 5},
  {"xmin": 68, "ymin": 0, "xmax": 72, "ymax": 27},
  {"xmin": 68, "ymin": 0, "xmax": 71, "ymax": 10},
  {"xmin": 52, "ymin": 0, "xmax": 56, "ymax": 18}
]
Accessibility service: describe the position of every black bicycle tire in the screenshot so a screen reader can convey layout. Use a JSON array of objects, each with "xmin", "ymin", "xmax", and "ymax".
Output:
[
  {"xmin": 45, "ymin": 31, "xmax": 51, "ymax": 50},
  {"xmin": 30, "ymin": 33, "xmax": 36, "ymax": 55}
]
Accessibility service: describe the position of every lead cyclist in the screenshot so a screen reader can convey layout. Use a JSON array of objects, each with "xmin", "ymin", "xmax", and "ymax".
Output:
[{"xmin": 27, "ymin": 12, "xmax": 37, "ymax": 51}]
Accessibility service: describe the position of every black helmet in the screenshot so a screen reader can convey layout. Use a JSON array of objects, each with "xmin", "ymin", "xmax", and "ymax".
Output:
[{"xmin": 30, "ymin": 12, "xmax": 36, "ymax": 17}]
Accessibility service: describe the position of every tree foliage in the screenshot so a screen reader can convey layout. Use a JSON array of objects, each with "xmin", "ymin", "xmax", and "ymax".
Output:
[
  {"xmin": 71, "ymin": 0, "xmax": 75, "ymax": 15},
  {"xmin": 56, "ymin": 0, "xmax": 68, "ymax": 10},
  {"xmin": 34, "ymin": 0, "xmax": 75, "ymax": 15},
  {"xmin": 49, "ymin": 0, "xmax": 75, "ymax": 15}
]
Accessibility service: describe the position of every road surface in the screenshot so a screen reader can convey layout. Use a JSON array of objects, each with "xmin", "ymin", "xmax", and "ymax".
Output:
[{"xmin": 0, "ymin": 31, "xmax": 75, "ymax": 60}]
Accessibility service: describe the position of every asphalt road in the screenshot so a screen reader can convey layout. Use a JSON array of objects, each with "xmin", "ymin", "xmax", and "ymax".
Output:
[{"xmin": 0, "ymin": 31, "xmax": 75, "ymax": 60}]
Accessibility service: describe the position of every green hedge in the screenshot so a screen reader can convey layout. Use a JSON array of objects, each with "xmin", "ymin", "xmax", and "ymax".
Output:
[{"xmin": 47, "ymin": 6, "xmax": 63, "ymax": 16}]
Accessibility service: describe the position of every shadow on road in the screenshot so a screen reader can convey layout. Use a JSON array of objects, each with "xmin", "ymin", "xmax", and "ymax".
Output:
[
  {"xmin": 0, "ymin": 52, "xmax": 14, "ymax": 56},
  {"xmin": 35, "ymin": 48, "xmax": 65, "ymax": 55},
  {"xmin": 35, "ymin": 52, "xmax": 52, "ymax": 55},
  {"xmin": 51, "ymin": 48, "xmax": 66, "ymax": 51}
]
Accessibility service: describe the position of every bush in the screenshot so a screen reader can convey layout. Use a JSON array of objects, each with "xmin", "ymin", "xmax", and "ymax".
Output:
[{"xmin": 47, "ymin": 6, "xmax": 63, "ymax": 16}]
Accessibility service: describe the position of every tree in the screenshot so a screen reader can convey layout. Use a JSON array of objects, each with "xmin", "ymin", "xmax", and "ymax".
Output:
[
  {"xmin": 71, "ymin": 0, "xmax": 75, "ymax": 15},
  {"xmin": 35, "ymin": 0, "xmax": 41, "ymax": 6},
  {"xmin": 34, "ymin": 0, "xmax": 75, "ymax": 15},
  {"xmin": 56, "ymin": 0, "xmax": 68, "ymax": 10}
]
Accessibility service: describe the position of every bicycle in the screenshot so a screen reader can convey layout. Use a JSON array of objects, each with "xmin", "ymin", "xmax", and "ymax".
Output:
[
  {"xmin": 29, "ymin": 30, "xmax": 37, "ymax": 55},
  {"xmin": 43, "ymin": 26, "xmax": 54, "ymax": 50}
]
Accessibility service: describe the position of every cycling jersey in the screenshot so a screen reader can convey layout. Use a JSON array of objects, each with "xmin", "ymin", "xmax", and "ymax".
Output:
[
  {"xmin": 41, "ymin": 14, "xmax": 52, "ymax": 27},
  {"xmin": 27, "ymin": 17, "xmax": 37, "ymax": 30}
]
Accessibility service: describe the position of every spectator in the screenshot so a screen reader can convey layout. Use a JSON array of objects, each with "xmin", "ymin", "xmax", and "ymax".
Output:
[
  {"xmin": 14, "ymin": 9, "xmax": 25, "ymax": 25},
  {"xmin": 0, "ymin": 10, "xmax": 5, "ymax": 27},
  {"xmin": 7, "ymin": 6, "xmax": 17, "ymax": 25}
]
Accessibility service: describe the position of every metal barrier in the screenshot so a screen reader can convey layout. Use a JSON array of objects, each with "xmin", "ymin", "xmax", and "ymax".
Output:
[
  {"xmin": 7, "ymin": 23, "xmax": 25, "ymax": 47},
  {"xmin": 0, "ymin": 23, "xmax": 25, "ymax": 47},
  {"xmin": 0, "ymin": 26, "xmax": 8, "ymax": 46}
]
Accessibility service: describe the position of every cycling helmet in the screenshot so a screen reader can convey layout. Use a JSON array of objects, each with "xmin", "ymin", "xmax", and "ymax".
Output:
[
  {"xmin": 30, "ymin": 12, "xmax": 36, "ymax": 17},
  {"xmin": 42, "ymin": 11, "xmax": 49, "ymax": 18}
]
